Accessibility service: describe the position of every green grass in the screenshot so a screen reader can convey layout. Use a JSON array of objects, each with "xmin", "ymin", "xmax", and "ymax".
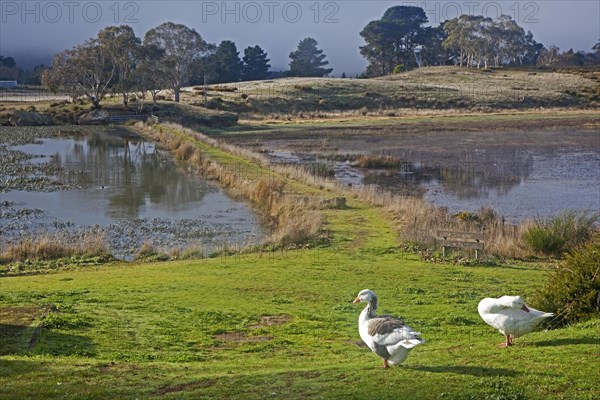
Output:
[
  {"xmin": 2, "ymin": 237, "xmax": 599, "ymax": 398},
  {"xmin": 2, "ymin": 100, "xmax": 599, "ymax": 398}
]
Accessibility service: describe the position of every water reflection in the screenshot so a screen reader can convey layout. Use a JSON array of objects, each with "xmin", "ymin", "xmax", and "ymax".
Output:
[
  {"xmin": 3, "ymin": 129, "xmax": 262, "ymax": 255},
  {"xmin": 48, "ymin": 131, "xmax": 211, "ymax": 219},
  {"xmin": 364, "ymin": 148, "xmax": 535, "ymax": 199},
  {"xmin": 267, "ymin": 139, "xmax": 598, "ymax": 221}
]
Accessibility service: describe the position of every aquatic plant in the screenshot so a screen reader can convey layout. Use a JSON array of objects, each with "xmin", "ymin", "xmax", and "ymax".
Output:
[{"xmin": 522, "ymin": 210, "xmax": 599, "ymax": 256}]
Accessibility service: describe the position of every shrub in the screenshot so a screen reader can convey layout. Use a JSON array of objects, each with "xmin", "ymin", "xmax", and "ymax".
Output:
[
  {"xmin": 533, "ymin": 233, "xmax": 600, "ymax": 327},
  {"xmin": 392, "ymin": 64, "xmax": 405, "ymax": 74},
  {"xmin": 522, "ymin": 210, "xmax": 599, "ymax": 256}
]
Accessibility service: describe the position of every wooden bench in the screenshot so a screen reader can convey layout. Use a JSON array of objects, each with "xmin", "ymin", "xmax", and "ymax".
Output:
[{"xmin": 436, "ymin": 230, "xmax": 484, "ymax": 259}]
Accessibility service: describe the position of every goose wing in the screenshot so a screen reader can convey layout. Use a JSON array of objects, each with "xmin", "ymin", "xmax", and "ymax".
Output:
[{"xmin": 368, "ymin": 315, "xmax": 420, "ymax": 346}]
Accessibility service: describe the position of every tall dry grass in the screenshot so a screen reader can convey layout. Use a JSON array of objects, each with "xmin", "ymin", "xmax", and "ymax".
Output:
[
  {"xmin": 134, "ymin": 122, "xmax": 541, "ymax": 259},
  {"xmin": 1, "ymin": 230, "xmax": 108, "ymax": 263}
]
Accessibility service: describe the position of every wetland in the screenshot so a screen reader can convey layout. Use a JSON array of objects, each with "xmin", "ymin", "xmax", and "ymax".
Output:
[
  {"xmin": 0, "ymin": 126, "xmax": 263, "ymax": 259},
  {"xmin": 220, "ymin": 121, "xmax": 600, "ymax": 222}
]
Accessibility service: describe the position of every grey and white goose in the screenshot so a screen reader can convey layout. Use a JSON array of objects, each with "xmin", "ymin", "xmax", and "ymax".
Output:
[{"xmin": 353, "ymin": 289, "xmax": 425, "ymax": 368}]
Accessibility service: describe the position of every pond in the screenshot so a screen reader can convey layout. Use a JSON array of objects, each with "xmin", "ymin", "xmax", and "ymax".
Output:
[
  {"xmin": 0, "ymin": 127, "xmax": 264, "ymax": 259},
  {"xmin": 228, "ymin": 127, "xmax": 600, "ymax": 223}
]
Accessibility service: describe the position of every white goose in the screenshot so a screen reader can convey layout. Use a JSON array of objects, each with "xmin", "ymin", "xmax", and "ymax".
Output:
[
  {"xmin": 353, "ymin": 289, "xmax": 425, "ymax": 368},
  {"xmin": 478, "ymin": 295, "xmax": 554, "ymax": 347}
]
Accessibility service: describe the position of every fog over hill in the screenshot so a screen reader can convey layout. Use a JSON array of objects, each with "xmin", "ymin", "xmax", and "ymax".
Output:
[{"xmin": 2, "ymin": 1, "xmax": 599, "ymax": 74}]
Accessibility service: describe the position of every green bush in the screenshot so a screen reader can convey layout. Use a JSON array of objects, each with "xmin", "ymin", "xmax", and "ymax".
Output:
[
  {"xmin": 522, "ymin": 210, "xmax": 599, "ymax": 256},
  {"xmin": 533, "ymin": 234, "xmax": 600, "ymax": 327},
  {"xmin": 392, "ymin": 64, "xmax": 405, "ymax": 74}
]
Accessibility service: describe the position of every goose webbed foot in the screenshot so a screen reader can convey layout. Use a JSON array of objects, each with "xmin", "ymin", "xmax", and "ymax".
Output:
[{"xmin": 498, "ymin": 335, "xmax": 513, "ymax": 348}]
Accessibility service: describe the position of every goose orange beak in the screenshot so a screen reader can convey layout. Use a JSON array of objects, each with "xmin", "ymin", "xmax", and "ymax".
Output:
[{"xmin": 353, "ymin": 297, "xmax": 361, "ymax": 304}]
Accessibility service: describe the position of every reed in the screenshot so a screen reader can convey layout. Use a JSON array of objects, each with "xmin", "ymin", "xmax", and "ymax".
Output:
[
  {"xmin": 0, "ymin": 230, "xmax": 108, "ymax": 263},
  {"xmin": 355, "ymin": 154, "xmax": 403, "ymax": 169}
]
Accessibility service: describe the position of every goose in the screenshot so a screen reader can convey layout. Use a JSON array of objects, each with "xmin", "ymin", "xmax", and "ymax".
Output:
[
  {"xmin": 478, "ymin": 296, "xmax": 554, "ymax": 347},
  {"xmin": 353, "ymin": 289, "xmax": 425, "ymax": 368}
]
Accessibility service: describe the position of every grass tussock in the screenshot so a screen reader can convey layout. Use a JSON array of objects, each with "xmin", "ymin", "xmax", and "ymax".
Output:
[
  {"xmin": 522, "ymin": 210, "xmax": 599, "ymax": 256},
  {"xmin": 135, "ymin": 240, "xmax": 170, "ymax": 262},
  {"xmin": 355, "ymin": 154, "xmax": 403, "ymax": 169},
  {"xmin": 174, "ymin": 141, "xmax": 196, "ymax": 161},
  {"xmin": 533, "ymin": 233, "xmax": 600, "ymax": 327},
  {"xmin": 0, "ymin": 230, "xmax": 108, "ymax": 263}
]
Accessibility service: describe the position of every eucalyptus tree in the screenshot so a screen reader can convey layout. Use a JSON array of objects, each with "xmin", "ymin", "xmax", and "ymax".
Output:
[
  {"xmin": 143, "ymin": 22, "xmax": 211, "ymax": 102},
  {"xmin": 443, "ymin": 14, "xmax": 542, "ymax": 68},
  {"xmin": 42, "ymin": 38, "xmax": 116, "ymax": 108},
  {"xmin": 133, "ymin": 44, "xmax": 166, "ymax": 106},
  {"xmin": 98, "ymin": 25, "xmax": 141, "ymax": 107}
]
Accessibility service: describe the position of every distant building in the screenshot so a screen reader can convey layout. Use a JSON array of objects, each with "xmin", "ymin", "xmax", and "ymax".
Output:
[{"xmin": 0, "ymin": 81, "xmax": 18, "ymax": 88}]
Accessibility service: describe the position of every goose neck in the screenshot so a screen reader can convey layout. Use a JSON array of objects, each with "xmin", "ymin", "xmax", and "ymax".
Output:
[{"xmin": 366, "ymin": 298, "xmax": 378, "ymax": 318}]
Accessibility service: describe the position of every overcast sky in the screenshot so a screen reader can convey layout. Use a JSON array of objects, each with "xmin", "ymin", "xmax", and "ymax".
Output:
[{"xmin": 1, "ymin": 1, "xmax": 599, "ymax": 75}]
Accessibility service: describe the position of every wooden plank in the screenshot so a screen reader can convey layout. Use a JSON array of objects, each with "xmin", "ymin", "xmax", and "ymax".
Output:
[{"xmin": 436, "ymin": 230, "xmax": 484, "ymax": 241}]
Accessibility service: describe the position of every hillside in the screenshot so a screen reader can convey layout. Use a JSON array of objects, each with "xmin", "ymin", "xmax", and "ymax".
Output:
[{"xmin": 176, "ymin": 66, "xmax": 600, "ymax": 118}]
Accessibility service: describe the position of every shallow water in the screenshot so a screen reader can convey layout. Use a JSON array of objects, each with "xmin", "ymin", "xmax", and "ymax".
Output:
[
  {"xmin": 259, "ymin": 128, "xmax": 600, "ymax": 222},
  {"xmin": 1, "ymin": 129, "xmax": 263, "ymax": 258}
]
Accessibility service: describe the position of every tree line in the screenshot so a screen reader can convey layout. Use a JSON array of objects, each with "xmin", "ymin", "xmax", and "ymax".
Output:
[
  {"xmin": 2, "ymin": 5, "xmax": 599, "ymax": 108},
  {"xmin": 359, "ymin": 5, "xmax": 600, "ymax": 76},
  {"xmin": 37, "ymin": 22, "xmax": 332, "ymax": 108}
]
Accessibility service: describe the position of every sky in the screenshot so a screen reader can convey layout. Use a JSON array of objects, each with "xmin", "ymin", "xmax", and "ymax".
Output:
[{"xmin": 1, "ymin": 0, "xmax": 599, "ymax": 75}]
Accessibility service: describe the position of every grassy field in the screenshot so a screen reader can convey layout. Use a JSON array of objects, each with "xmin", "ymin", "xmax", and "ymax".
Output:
[
  {"xmin": 1, "ymin": 123, "xmax": 599, "ymax": 399},
  {"xmin": 2, "ymin": 230, "xmax": 599, "ymax": 399},
  {"xmin": 177, "ymin": 67, "xmax": 599, "ymax": 118},
  {"xmin": 2, "ymin": 66, "xmax": 598, "ymax": 126},
  {"xmin": 1, "ymin": 66, "xmax": 599, "ymax": 398}
]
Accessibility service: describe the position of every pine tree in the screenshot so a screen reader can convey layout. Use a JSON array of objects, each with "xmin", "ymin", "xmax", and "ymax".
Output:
[
  {"xmin": 241, "ymin": 45, "xmax": 271, "ymax": 81},
  {"xmin": 213, "ymin": 40, "xmax": 243, "ymax": 83},
  {"xmin": 288, "ymin": 38, "xmax": 333, "ymax": 77}
]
